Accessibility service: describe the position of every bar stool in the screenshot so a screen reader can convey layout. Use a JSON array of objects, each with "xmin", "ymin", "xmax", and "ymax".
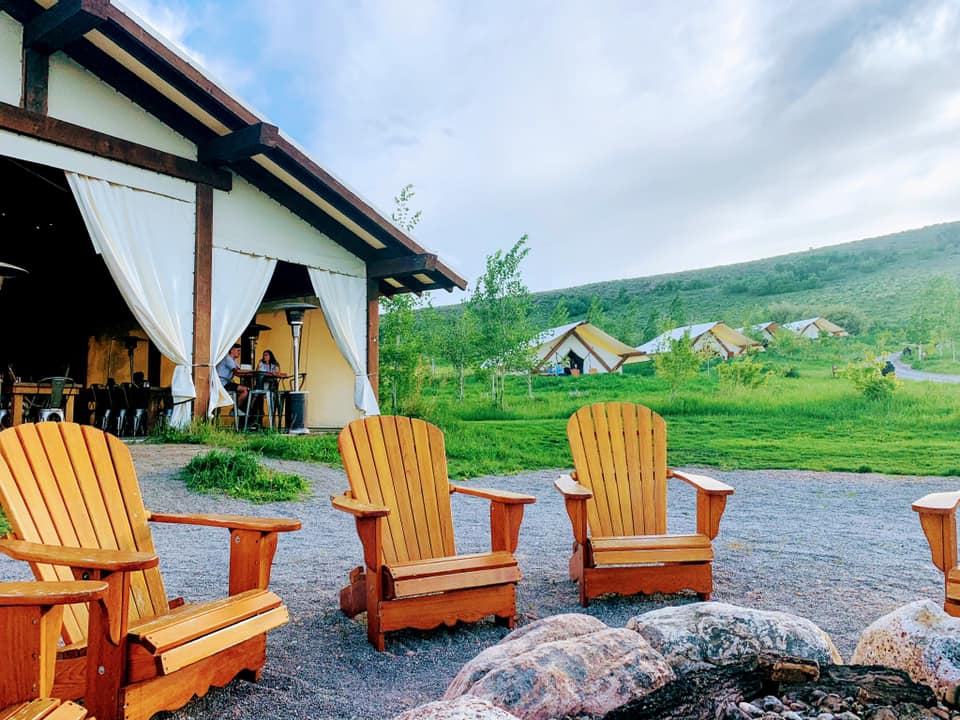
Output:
[
  {"xmin": 92, "ymin": 383, "xmax": 113, "ymax": 431},
  {"xmin": 33, "ymin": 377, "xmax": 74, "ymax": 423},
  {"xmin": 108, "ymin": 383, "xmax": 129, "ymax": 435},
  {"xmin": 123, "ymin": 382, "xmax": 149, "ymax": 436},
  {"xmin": 243, "ymin": 371, "xmax": 274, "ymax": 431}
]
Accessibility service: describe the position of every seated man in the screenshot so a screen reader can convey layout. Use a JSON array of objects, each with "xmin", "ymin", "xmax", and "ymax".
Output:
[{"xmin": 216, "ymin": 344, "xmax": 248, "ymax": 411}]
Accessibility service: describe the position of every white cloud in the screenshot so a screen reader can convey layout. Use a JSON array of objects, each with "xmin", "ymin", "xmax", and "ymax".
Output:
[{"xmin": 167, "ymin": 1, "xmax": 960, "ymax": 297}]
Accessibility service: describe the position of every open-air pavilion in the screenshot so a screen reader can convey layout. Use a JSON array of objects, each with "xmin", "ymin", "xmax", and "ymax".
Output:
[{"xmin": 0, "ymin": 0, "xmax": 464, "ymax": 430}]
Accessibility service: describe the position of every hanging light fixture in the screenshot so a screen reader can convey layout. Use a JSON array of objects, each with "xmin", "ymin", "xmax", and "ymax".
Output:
[{"xmin": 0, "ymin": 261, "xmax": 28, "ymax": 290}]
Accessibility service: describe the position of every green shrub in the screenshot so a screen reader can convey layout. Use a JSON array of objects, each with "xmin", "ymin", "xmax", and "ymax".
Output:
[
  {"xmin": 181, "ymin": 449, "xmax": 309, "ymax": 503},
  {"xmin": 842, "ymin": 358, "xmax": 899, "ymax": 400},
  {"xmin": 717, "ymin": 355, "xmax": 774, "ymax": 389}
]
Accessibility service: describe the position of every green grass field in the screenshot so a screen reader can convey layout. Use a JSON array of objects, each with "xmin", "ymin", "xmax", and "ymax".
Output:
[
  {"xmin": 422, "ymin": 341, "xmax": 960, "ymax": 478},
  {"xmin": 156, "ymin": 345, "xmax": 960, "ymax": 481},
  {"xmin": 909, "ymin": 356, "xmax": 960, "ymax": 375}
]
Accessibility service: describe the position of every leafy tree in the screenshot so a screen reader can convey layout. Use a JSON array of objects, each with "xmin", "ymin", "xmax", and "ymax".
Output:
[
  {"xmin": 391, "ymin": 184, "xmax": 422, "ymax": 233},
  {"xmin": 379, "ymin": 294, "xmax": 424, "ymax": 413},
  {"xmin": 653, "ymin": 331, "xmax": 704, "ymax": 401},
  {"xmin": 641, "ymin": 310, "xmax": 661, "ymax": 344},
  {"xmin": 615, "ymin": 295, "xmax": 644, "ymax": 346},
  {"xmin": 668, "ymin": 293, "xmax": 686, "ymax": 327},
  {"xmin": 585, "ymin": 293, "xmax": 607, "ymax": 329},
  {"xmin": 379, "ymin": 184, "xmax": 426, "ymax": 413},
  {"xmin": 430, "ymin": 304, "xmax": 480, "ymax": 401},
  {"xmin": 549, "ymin": 296, "xmax": 571, "ymax": 328},
  {"xmin": 716, "ymin": 353, "xmax": 774, "ymax": 389},
  {"xmin": 912, "ymin": 277, "xmax": 960, "ymax": 360},
  {"xmin": 468, "ymin": 236, "xmax": 539, "ymax": 408}
]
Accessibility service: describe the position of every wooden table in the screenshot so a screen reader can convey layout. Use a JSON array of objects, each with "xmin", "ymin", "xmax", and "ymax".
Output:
[{"xmin": 11, "ymin": 383, "xmax": 81, "ymax": 426}]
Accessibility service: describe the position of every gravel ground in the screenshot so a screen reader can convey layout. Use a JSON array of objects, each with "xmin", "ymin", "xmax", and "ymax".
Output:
[{"xmin": 0, "ymin": 443, "xmax": 956, "ymax": 720}]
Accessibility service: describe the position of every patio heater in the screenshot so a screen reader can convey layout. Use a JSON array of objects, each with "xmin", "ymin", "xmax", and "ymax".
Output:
[
  {"xmin": 115, "ymin": 335, "xmax": 144, "ymax": 381},
  {"xmin": 275, "ymin": 302, "xmax": 317, "ymax": 434},
  {"xmin": 244, "ymin": 322, "xmax": 271, "ymax": 368}
]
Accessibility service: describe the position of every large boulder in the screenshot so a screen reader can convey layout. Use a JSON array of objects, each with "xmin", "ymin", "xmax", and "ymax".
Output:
[
  {"xmin": 394, "ymin": 696, "xmax": 520, "ymax": 720},
  {"xmin": 627, "ymin": 601, "xmax": 842, "ymax": 674},
  {"xmin": 444, "ymin": 614, "xmax": 674, "ymax": 720},
  {"xmin": 852, "ymin": 599, "xmax": 960, "ymax": 703}
]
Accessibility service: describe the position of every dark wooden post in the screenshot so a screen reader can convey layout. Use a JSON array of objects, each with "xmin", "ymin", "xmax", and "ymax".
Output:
[
  {"xmin": 192, "ymin": 184, "xmax": 213, "ymax": 420},
  {"xmin": 21, "ymin": 49, "xmax": 49, "ymax": 115},
  {"xmin": 366, "ymin": 278, "xmax": 380, "ymax": 402}
]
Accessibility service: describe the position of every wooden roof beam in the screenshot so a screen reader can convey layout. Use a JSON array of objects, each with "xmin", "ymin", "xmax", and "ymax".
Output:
[
  {"xmin": 367, "ymin": 253, "xmax": 437, "ymax": 280},
  {"xmin": 198, "ymin": 122, "xmax": 279, "ymax": 165},
  {"xmin": 0, "ymin": 101, "xmax": 232, "ymax": 190},
  {"xmin": 23, "ymin": 0, "xmax": 109, "ymax": 54}
]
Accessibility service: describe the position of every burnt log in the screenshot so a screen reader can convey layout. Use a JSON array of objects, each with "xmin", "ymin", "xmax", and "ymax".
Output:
[
  {"xmin": 604, "ymin": 653, "xmax": 936, "ymax": 720},
  {"xmin": 781, "ymin": 664, "xmax": 937, "ymax": 709}
]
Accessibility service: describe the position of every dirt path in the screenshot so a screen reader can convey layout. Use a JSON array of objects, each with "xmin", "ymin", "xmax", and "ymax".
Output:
[
  {"xmin": 0, "ymin": 444, "xmax": 955, "ymax": 719},
  {"xmin": 890, "ymin": 350, "xmax": 960, "ymax": 383}
]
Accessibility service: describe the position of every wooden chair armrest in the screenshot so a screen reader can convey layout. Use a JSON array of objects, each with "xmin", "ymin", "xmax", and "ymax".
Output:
[
  {"xmin": 0, "ymin": 539, "xmax": 159, "ymax": 572},
  {"xmin": 554, "ymin": 473, "xmax": 593, "ymax": 499},
  {"xmin": 555, "ymin": 474, "xmax": 590, "ymax": 545},
  {"xmin": 450, "ymin": 484, "xmax": 536, "ymax": 504},
  {"xmin": 0, "ymin": 580, "xmax": 108, "ymax": 606},
  {"xmin": 913, "ymin": 491, "xmax": 960, "ymax": 515},
  {"xmin": 667, "ymin": 471, "xmax": 733, "ymax": 540},
  {"xmin": 669, "ymin": 469, "xmax": 734, "ymax": 495},
  {"xmin": 331, "ymin": 493, "xmax": 391, "ymax": 518},
  {"xmin": 148, "ymin": 511, "xmax": 301, "ymax": 533},
  {"xmin": 914, "ymin": 492, "xmax": 960, "ymax": 574}
]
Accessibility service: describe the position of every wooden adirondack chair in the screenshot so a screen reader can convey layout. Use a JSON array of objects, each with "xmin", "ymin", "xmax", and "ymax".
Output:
[
  {"xmin": 913, "ymin": 490, "xmax": 960, "ymax": 616},
  {"xmin": 0, "ymin": 423, "xmax": 301, "ymax": 720},
  {"xmin": 556, "ymin": 402, "xmax": 734, "ymax": 606},
  {"xmin": 0, "ymin": 580, "xmax": 106, "ymax": 720},
  {"xmin": 333, "ymin": 415, "xmax": 536, "ymax": 650}
]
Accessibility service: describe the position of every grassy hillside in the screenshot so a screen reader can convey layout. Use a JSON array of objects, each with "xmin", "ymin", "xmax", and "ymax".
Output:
[
  {"xmin": 439, "ymin": 221, "xmax": 960, "ymax": 344},
  {"xmin": 529, "ymin": 222, "xmax": 960, "ymax": 343}
]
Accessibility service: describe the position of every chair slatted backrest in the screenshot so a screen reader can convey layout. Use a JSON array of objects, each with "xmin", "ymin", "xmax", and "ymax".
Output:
[
  {"xmin": 338, "ymin": 416, "xmax": 455, "ymax": 565},
  {"xmin": 566, "ymin": 402, "xmax": 668, "ymax": 538},
  {"xmin": 0, "ymin": 423, "xmax": 169, "ymax": 645}
]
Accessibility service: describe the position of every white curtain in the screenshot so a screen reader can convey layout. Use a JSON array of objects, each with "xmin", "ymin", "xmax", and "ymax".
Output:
[
  {"xmin": 307, "ymin": 268, "xmax": 379, "ymax": 416},
  {"xmin": 208, "ymin": 248, "xmax": 277, "ymax": 414},
  {"xmin": 66, "ymin": 172, "xmax": 196, "ymax": 427}
]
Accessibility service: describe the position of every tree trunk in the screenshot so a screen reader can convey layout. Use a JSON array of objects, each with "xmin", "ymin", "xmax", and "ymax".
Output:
[
  {"xmin": 527, "ymin": 373, "xmax": 534, "ymax": 400},
  {"xmin": 458, "ymin": 365, "xmax": 465, "ymax": 401}
]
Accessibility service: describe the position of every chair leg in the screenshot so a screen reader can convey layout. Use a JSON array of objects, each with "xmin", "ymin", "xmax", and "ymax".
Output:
[{"xmin": 366, "ymin": 568, "xmax": 384, "ymax": 651}]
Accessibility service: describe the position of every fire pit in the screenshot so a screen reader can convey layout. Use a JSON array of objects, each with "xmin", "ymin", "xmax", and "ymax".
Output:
[{"xmin": 605, "ymin": 653, "xmax": 953, "ymax": 720}]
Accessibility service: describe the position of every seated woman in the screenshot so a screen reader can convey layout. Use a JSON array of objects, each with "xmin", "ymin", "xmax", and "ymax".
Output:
[{"xmin": 258, "ymin": 349, "xmax": 280, "ymax": 374}]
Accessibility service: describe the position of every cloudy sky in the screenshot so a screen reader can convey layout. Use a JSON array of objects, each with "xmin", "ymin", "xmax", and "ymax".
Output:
[{"xmin": 124, "ymin": 0, "xmax": 960, "ymax": 297}]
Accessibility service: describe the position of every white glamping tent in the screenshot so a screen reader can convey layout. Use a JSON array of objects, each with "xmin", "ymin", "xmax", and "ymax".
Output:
[
  {"xmin": 533, "ymin": 321, "xmax": 646, "ymax": 375},
  {"xmin": 783, "ymin": 317, "xmax": 849, "ymax": 338},
  {"xmin": 637, "ymin": 321, "xmax": 760, "ymax": 359}
]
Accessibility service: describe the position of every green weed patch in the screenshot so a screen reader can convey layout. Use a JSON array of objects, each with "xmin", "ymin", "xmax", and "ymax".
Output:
[{"xmin": 180, "ymin": 449, "xmax": 310, "ymax": 503}]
